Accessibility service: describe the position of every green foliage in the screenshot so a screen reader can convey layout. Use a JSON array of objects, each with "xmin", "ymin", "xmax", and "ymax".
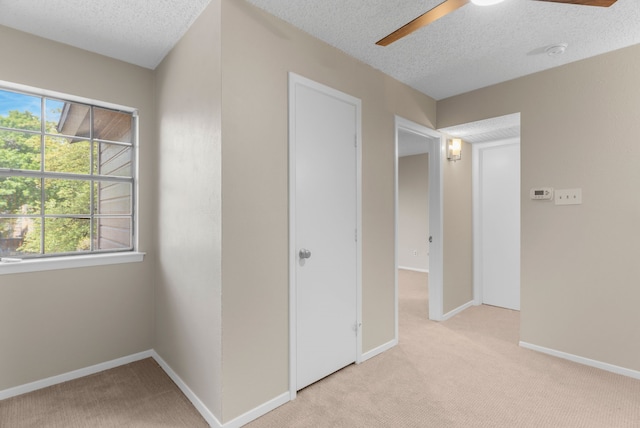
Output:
[{"xmin": 0, "ymin": 109, "xmax": 91, "ymax": 254}]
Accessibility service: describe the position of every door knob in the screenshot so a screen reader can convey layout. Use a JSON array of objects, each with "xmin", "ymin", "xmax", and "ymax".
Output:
[{"xmin": 299, "ymin": 249, "xmax": 312, "ymax": 259}]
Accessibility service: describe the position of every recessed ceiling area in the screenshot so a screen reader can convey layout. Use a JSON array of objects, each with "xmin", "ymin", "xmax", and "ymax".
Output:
[
  {"xmin": 398, "ymin": 113, "xmax": 520, "ymax": 157},
  {"xmin": 439, "ymin": 113, "xmax": 521, "ymax": 144}
]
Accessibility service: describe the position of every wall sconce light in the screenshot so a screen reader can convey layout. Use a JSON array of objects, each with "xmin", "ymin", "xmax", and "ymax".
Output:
[{"xmin": 447, "ymin": 138, "xmax": 462, "ymax": 162}]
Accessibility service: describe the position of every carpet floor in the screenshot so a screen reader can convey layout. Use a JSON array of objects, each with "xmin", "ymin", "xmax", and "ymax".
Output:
[
  {"xmin": 0, "ymin": 358, "xmax": 208, "ymax": 427},
  {"xmin": 246, "ymin": 269, "xmax": 640, "ymax": 427},
  {"xmin": 2, "ymin": 269, "xmax": 640, "ymax": 427}
]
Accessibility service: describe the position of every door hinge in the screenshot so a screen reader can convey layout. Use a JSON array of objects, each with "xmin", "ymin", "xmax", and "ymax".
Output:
[{"xmin": 354, "ymin": 322, "xmax": 361, "ymax": 336}]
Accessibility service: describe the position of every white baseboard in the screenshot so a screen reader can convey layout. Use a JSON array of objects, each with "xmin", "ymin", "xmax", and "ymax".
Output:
[
  {"xmin": 360, "ymin": 338, "xmax": 397, "ymax": 363},
  {"xmin": 442, "ymin": 300, "xmax": 474, "ymax": 321},
  {"xmin": 0, "ymin": 349, "xmax": 153, "ymax": 401},
  {"xmin": 150, "ymin": 350, "xmax": 222, "ymax": 428},
  {"xmin": 151, "ymin": 350, "xmax": 290, "ymax": 428},
  {"xmin": 519, "ymin": 341, "xmax": 640, "ymax": 381},
  {"xmin": 222, "ymin": 391, "xmax": 290, "ymax": 428},
  {"xmin": 0, "ymin": 348, "xmax": 293, "ymax": 428},
  {"xmin": 398, "ymin": 266, "xmax": 429, "ymax": 273}
]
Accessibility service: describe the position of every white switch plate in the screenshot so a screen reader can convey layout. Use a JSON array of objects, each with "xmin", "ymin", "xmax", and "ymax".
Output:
[{"xmin": 555, "ymin": 188, "xmax": 582, "ymax": 205}]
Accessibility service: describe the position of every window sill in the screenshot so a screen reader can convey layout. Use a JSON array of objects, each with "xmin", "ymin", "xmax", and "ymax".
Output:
[{"xmin": 0, "ymin": 252, "xmax": 145, "ymax": 275}]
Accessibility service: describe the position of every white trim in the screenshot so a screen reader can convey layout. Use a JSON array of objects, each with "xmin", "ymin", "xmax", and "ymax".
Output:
[
  {"xmin": 150, "ymin": 351, "xmax": 223, "ymax": 428},
  {"xmin": 519, "ymin": 342, "xmax": 640, "ymax": 381},
  {"xmin": 0, "ymin": 252, "xmax": 145, "ymax": 275},
  {"xmin": 157, "ymin": 349, "xmax": 290, "ymax": 428},
  {"xmin": 0, "ymin": 348, "xmax": 294, "ymax": 427},
  {"xmin": 288, "ymin": 73, "xmax": 363, "ymax": 399},
  {"xmin": 398, "ymin": 266, "xmax": 429, "ymax": 273},
  {"xmin": 395, "ymin": 117, "xmax": 444, "ymax": 322},
  {"xmin": 471, "ymin": 142, "xmax": 482, "ymax": 306},
  {"xmin": 472, "ymin": 137, "xmax": 520, "ymax": 306},
  {"xmin": 0, "ymin": 80, "xmax": 142, "ymax": 271},
  {"xmin": 0, "ymin": 80, "xmax": 137, "ymax": 113},
  {"xmin": 442, "ymin": 300, "xmax": 474, "ymax": 321},
  {"xmin": 288, "ymin": 72, "xmax": 297, "ymax": 400},
  {"xmin": 361, "ymin": 338, "xmax": 398, "ymax": 363},
  {"xmin": 0, "ymin": 350, "xmax": 152, "ymax": 401},
  {"xmin": 221, "ymin": 392, "xmax": 290, "ymax": 428}
]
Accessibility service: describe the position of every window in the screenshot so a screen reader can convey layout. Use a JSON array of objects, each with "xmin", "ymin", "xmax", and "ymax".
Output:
[{"xmin": 0, "ymin": 86, "xmax": 137, "ymax": 259}]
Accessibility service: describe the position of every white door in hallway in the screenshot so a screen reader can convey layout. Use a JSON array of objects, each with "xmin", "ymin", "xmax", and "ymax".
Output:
[
  {"xmin": 479, "ymin": 142, "xmax": 520, "ymax": 310},
  {"xmin": 289, "ymin": 74, "xmax": 359, "ymax": 391}
]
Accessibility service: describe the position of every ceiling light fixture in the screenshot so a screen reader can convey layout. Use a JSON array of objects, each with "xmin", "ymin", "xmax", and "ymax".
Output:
[{"xmin": 470, "ymin": 0, "xmax": 506, "ymax": 6}]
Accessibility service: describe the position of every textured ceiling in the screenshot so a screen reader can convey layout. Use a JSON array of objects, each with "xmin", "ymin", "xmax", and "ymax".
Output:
[
  {"xmin": 2, "ymin": 0, "xmax": 637, "ymax": 139},
  {"xmin": 398, "ymin": 113, "xmax": 520, "ymax": 157},
  {"xmin": 246, "ymin": 0, "xmax": 640, "ymax": 100},
  {"xmin": 0, "ymin": 0, "xmax": 212, "ymax": 69},
  {"xmin": 439, "ymin": 113, "xmax": 521, "ymax": 144},
  {"xmin": 2, "ymin": 0, "xmax": 638, "ymax": 100}
]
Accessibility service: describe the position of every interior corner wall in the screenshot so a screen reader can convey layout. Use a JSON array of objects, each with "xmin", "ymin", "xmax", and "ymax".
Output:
[
  {"xmin": 220, "ymin": 0, "xmax": 437, "ymax": 421},
  {"xmin": 0, "ymin": 26, "xmax": 155, "ymax": 392},
  {"xmin": 398, "ymin": 154, "xmax": 429, "ymax": 271},
  {"xmin": 154, "ymin": 1, "xmax": 223, "ymax": 419},
  {"xmin": 437, "ymin": 44, "xmax": 640, "ymax": 372},
  {"xmin": 442, "ymin": 141, "xmax": 473, "ymax": 313}
]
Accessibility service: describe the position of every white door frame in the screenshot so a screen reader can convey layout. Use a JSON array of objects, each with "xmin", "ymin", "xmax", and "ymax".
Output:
[
  {"xmin": 395, "ymin": 116, "xmax": 444, "ymax": 324},
  {"xmin": 472, "ymin": 137, "xmax": 520, "ymax": 306},
  {"xmin": 288, "ymin": 73, "xmax": 362, "ymax": 400}
]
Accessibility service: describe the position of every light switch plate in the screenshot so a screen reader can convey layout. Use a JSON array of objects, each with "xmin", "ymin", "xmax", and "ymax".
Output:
[{"xmin": 555, "ymin": 188, "xmax": 582, "ymax": 205}]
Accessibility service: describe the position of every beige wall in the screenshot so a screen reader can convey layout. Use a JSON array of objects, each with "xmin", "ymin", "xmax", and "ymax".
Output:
[
  {"xmin": 0, "ymin": 26, "xmax": 155, "ymax": 391},
  {"xmin": 398, "ymin": 154, "xmax": 429, "ymax": 271},
  {"xmin": 220, "ymin": 0, "xmax": 437, "ymax": 421},
  {"xmin": 154, "ymin": 1, "xmax": 223, "ymax": 418},
  {"xmin": 442, "ymin": 141, "xmax": 474, "ymax": 313},
  {"xmin": 437, "ymin": 44, "xmax": 640, "ymax": 371}
]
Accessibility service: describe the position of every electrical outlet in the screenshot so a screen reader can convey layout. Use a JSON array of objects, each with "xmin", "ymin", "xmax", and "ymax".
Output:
[
  {"xmin": 555, "ymin": 188, "xmax": 582, "ymax": 206},
  {"xmin": 412, "ymin": 250, "xmax": 418, "ymax": 256}
]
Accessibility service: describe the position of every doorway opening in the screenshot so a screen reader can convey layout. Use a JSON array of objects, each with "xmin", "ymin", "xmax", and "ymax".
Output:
[
  {"xmin": 439, "ymin": 112, "xmax": 521, "ymax": 312},
  {"xmin": 394, "ymin": 117, "xmax": 444, "ymax": 337}
]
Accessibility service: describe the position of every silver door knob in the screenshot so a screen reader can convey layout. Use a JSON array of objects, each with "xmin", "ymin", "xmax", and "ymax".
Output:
[{"xmin": 299, "ymin": 249, "xmax": 312, "ymax": 259}]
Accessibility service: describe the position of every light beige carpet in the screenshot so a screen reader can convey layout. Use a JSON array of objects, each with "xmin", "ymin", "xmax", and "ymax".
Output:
[
  {"xmin": 246, "ymin": 269, "xmax": 640, "ymax": 427},
  {"xmin": 3, "ymin": 270, "xmax": 640, "ymax": 427},
  {"xmin": 0, "ymin": 358, "xmax": 209, "ymax": 427}
]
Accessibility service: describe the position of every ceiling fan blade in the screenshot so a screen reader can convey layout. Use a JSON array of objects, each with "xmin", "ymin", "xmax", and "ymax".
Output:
[
  {"xmin": 376, "ymin": 0, "xmax": 470, "ymax": 46},
  {"xmin": 534, "ymin": 0, "xmax": 616, "ymax": 6}
]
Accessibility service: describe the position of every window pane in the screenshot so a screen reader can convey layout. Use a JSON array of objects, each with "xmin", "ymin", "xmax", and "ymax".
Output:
[
  {"xmin": 45, "ymin": 136, "xmax": 91, "ymax": 174},
  {"xmin": 0, "ymin": 85, "xmax": 136, "ymax": 259},
  {"xmin": 94, "ymin": 217, "xmax": 131, "ymax": 250},
  {"xmin": 0, "ymin": 217, "xmax": 40, "ymax": 256},
  {"xmin": 50, "ymin": 100, "xmax": 90, "ymax": 139},
  {"xmin": 93, "ymin": 107, "xmax": 132, "ymax": 143},
  {"xmin": 45, "ymin": 179, "xmax": 90, "ymax": 215},
  {"xmin": 94, "ymin": 181, "xmax": 131, "ymax": 215},
  {"xmin": 0, "ymin": 90, "xmax": 41, "ymax": 131},
  {"xmin": 95, "ymin": 143, "xmax": 132, "ymax": 177},
  {"xmin": 0, "ymin": 176, "xmax": 41, "ymax": 214},
  {"xmin": 0, "ymin": 130, "xmax": 41, "ymax": 171},
  {"xmin": 44, "ymin": 217, "xmax": 90, "ymax": 254}
]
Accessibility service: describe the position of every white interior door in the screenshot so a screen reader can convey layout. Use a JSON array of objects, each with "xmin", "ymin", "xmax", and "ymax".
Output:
[
  {"xmin": 479, "ymin": 142, "xmax": 520, "ymax": 310},
  {"xmin": 290, "ymin": 74, "xmax": 360, "ymax": 391}
]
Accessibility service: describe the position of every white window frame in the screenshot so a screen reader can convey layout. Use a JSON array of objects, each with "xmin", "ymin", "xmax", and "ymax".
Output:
[{"xmin": 0, "ymin": 80, "xmax": 144, "ymax": 274}]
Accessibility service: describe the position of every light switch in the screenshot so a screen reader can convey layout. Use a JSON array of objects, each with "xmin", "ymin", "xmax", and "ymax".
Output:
[{"xmin": 555, "ymin": 188, "xmax": 582, "ymax": 206}]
